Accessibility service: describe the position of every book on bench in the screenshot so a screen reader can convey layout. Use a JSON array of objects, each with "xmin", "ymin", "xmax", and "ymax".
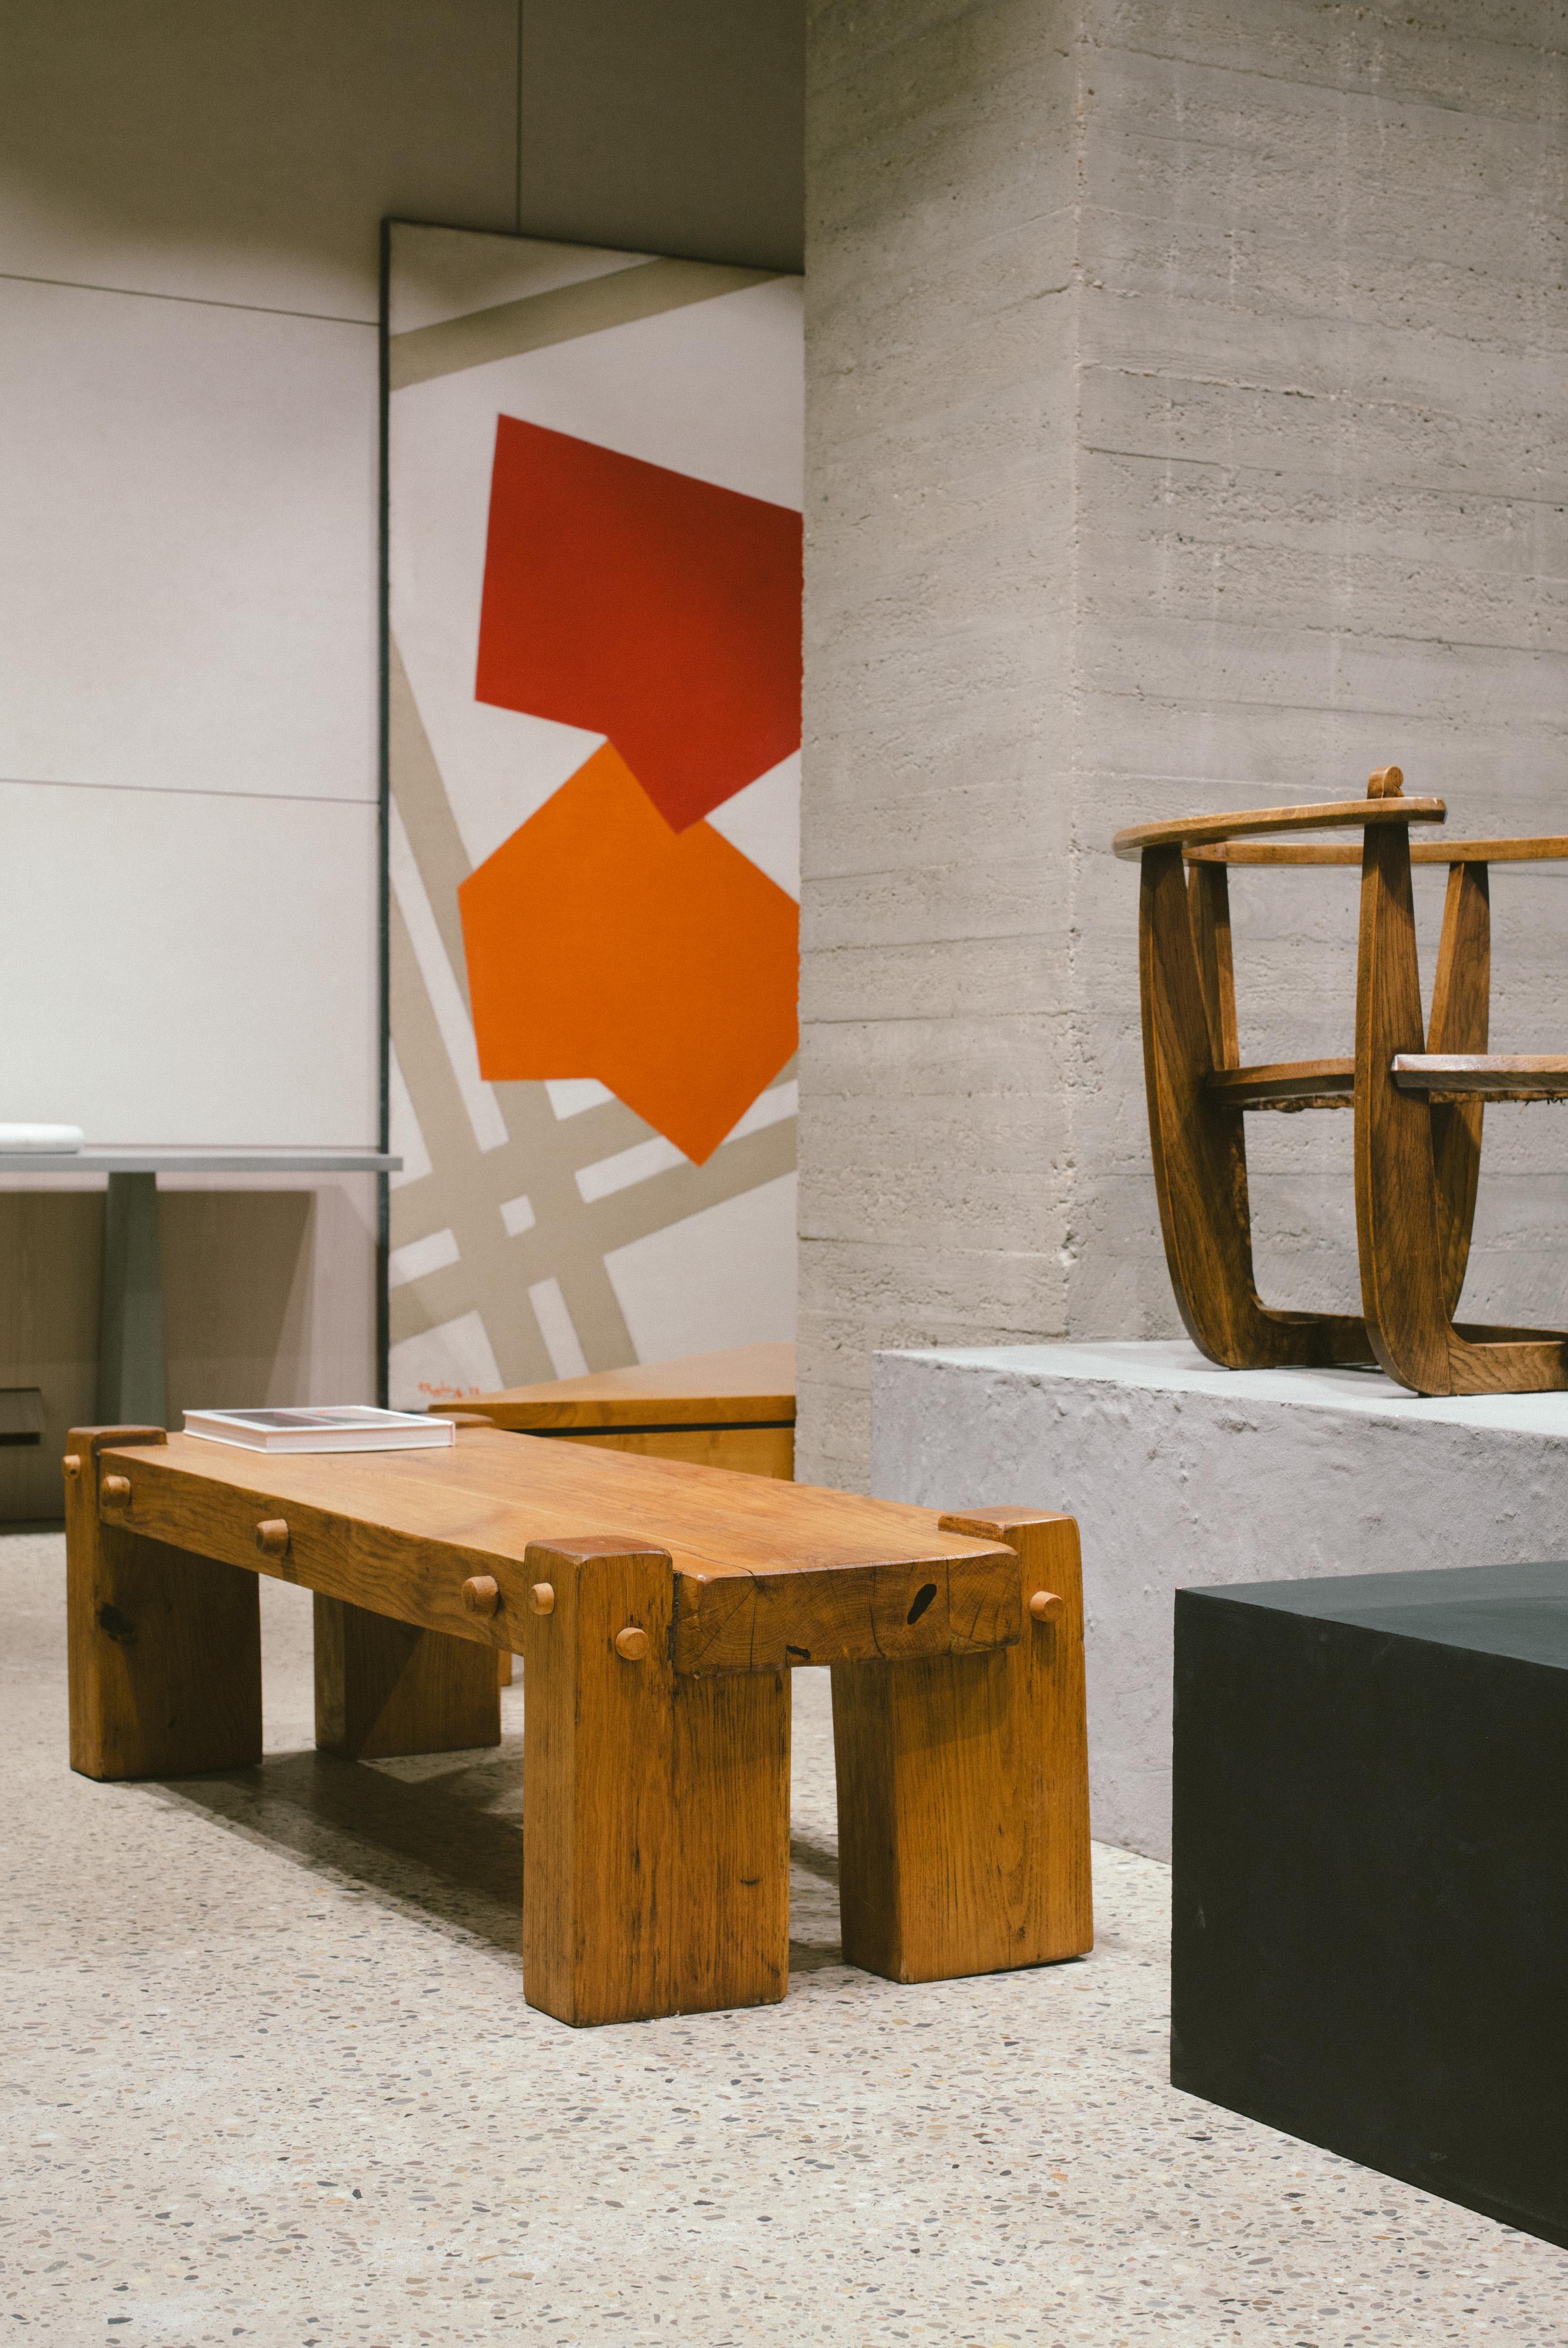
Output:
[{"xmin": 182, "ymin": 1405, "xmax": 455, "ymax": 1454}]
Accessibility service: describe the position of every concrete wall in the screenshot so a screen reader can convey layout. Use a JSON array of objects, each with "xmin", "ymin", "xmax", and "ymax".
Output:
[
  {"xmin": 799, "ymin": 0, "xmax": 1568, "ymax": 1488},
  {"xmin": 872, "ymin": 1338, "xmax": 1568, "ymax": 1858}
]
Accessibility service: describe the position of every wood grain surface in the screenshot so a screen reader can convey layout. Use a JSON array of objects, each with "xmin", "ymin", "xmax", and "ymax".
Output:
[
  {"xmin": 519, "ymin": 1537, "xmax": 790, "ymax": 2026},
  {"xmin": 430, "ymin": 1341, "xmax": 795, "ymax": 1431},
  {"xmin": 1206, "ymin": 1060, "xmax": 1354, "ymax": 1109},
  {"xmin": 517, "ymin": 1423, "xmax": 795, "ymax": 1478},
  {"xmin": 65, "ymin": 1427, "xmax": 262, "ymax": 1780},
  {"xmin": 1114, "ymin": 794, "xmax": 1445, "ymax": 861},
  {"xmin": 89, "ymin": 1429, "xmax": 1012, "ymax": 1672},
  {"xmin": 673, "ymin": 1549, "xmax": 1020, "ymax": 1675},
  {"xmin": 1187, "ymin": 860, "xmax": 1239, "ymax": 1068},
  {"xmin": 1354, "ymin": 829, "xmax": 1568, "ymax": 1395},
  {"xmin": 1187, "ymin": 836, "xmax": 1568, "ymax": 866},
  {"xmin": 1393, "ymin": 1055, "xmax": 1568, "ymax": 1095},
  {"xmin": 1354, "ymin": 822, "xmax": 1455, "ymax": 1391},
  {"xmin": 1425, "ymin": 862, "xmax": 1490, "ymax": 1312},
  {"xmin": 832, "ymin": 1512, "xmax": 1092, "ymax": 1984},
  {"xmin": 1138, "ymin": 846, "xmax": 1370, "ymax": 1368},
  {"xmin": 313, "ymin": 1593, "xmax": 501, "ymax": 1760}
]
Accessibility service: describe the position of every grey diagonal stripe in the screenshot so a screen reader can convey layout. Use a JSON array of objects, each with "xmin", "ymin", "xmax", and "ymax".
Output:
[
  {"xmin": 388, "ymin": 257, "xmax": 783, "ymax": 392},
  {"xmin": 388, "ymin": 638, "xmax": 477, "ymax": 997}
]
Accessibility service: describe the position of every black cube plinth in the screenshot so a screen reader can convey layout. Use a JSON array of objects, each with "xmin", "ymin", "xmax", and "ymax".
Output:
[{"xmin": 1172, "ymin": 1561, "xmax": 1568, "ymax": 2248}]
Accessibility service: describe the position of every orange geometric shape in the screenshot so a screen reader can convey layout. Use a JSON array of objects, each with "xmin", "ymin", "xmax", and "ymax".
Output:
[
  {"xmin": 458, "ymin": 745, "xmax": 799, "ymax": 1165},
  {"xmin": 474, "ymin": 417, "xmax": 802, "ymax": 831}
]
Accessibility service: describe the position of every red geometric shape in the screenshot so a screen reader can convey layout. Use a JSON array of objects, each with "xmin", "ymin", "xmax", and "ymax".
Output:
[
  {"xmin": 474, "ymin": 417, "xmax": 802, "ymax": 832},
  {"xmin": 458, "ymin": 744, "xmax": 798, "ymax": 1164}
]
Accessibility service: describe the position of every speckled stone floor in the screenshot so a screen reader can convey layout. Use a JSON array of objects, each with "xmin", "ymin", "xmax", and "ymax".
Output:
[{"xmin": 4, "ymin": 1527, "xmax": 1564, "ymax": 2347}]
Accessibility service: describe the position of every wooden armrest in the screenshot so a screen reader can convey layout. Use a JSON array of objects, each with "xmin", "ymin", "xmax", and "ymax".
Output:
[
  {"xmin": 1187, "ymin": 835, "xmax": 1568, "ymax": 868},
  {"xmin": 1113, "ymin": 796, "xmax": 1445, "ymax": 862}
]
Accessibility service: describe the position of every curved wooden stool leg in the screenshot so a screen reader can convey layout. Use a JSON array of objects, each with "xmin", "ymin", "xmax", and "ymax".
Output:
[
  {"xmin": 1426, "ymin": 860, "xmax": 1489, "ymax": 1315},
  {"xmin": 1140, "ymin": 846, "xmax": 1366, "ymax": 1368},
  {"xmin": 1356, "ymin": 829, "xmax": 1568, "ymax": 1395}
]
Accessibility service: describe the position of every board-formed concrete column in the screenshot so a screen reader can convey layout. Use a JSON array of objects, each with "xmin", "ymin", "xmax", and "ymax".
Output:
[{"xmin": 799, "ymin": 0, "xmax": 1568, "ymax": 1487}]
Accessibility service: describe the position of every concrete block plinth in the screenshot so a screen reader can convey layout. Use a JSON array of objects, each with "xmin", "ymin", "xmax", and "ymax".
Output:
[{"xmin": 871, "ymin": 1340, "xmax": 1568, "ymax": 1861}]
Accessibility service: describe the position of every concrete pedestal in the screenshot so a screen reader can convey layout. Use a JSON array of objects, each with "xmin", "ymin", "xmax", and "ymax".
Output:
[{"xmin": 871, "ymin": 1340, "xmax": 1568, "ymax": 1860}]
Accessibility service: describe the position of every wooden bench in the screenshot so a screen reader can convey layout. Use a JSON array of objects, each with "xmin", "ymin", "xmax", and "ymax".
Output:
[{"xmin": 64, "ymin": 1421, "xmax": 1091, "ymax": 2027}]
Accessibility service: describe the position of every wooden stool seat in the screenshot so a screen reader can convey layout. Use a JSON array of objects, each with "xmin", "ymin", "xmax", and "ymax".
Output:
[
  {"xmin": 64, "ymin": 1422, "xmax": 1091, "ymax": 2026},
  {"xmin": 1392, "ymin": 1054, "xmax": 1568, "ymax": 1102}
]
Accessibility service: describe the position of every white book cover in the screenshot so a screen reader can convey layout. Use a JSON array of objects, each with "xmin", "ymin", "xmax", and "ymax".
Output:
[{"xmin": 182, "ymin": 1405, "xmax": 456, "ymax": 1455}]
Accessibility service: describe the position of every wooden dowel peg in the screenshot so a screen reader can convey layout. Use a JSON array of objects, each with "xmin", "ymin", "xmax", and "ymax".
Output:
[
  {"xmin": 614, "ymin": 1625, "xmax": 650, "ymax": 1663},
  {"xmin": 461, "ymin": 1575, "xmax": 501, "ymax": 1617},
  {"xmin": 1029, "ymin": 1589, "xmax": 1066, "ymax": 1623},
  {"xmin": 530, "ymin": 1582, "xmax": 555, "ymax": 1615},
  {"xmin": 102, "ymin": 1475, "xmax": 131, "ymax": 1504},
  {"xmin": 255, "ymin": 1519, "xmax": 290, "ymax": 1557},
  {"xmin": 62, "ymin": 1454, "xmax": 81, "ymax": 1477}
]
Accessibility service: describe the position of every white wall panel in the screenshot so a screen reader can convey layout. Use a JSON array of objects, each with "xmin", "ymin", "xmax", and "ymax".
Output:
[
  {"xmin": 0, "ymin": 780, "xmax": 377, "ymax": 1146},
  {"xmin": 0, "ymin": 277, "xmax": 377, "ymax": 803},
  {"xmin": 0, "ymin": 0, "xmax": 519, "ymax": 319}
]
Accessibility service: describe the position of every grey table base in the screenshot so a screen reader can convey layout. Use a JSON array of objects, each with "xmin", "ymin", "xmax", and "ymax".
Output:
[
  {"xmin": 98, "ymin": 1172, "xmax": 166, "ymax": 1423},
  {"xmin": 0, "ymin": 1149, "xmax": 400, "ymax": 1431}
]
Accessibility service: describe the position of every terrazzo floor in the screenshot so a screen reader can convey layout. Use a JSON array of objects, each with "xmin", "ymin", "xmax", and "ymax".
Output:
[{"xmin": 3, "ymin": 1526, "xmax": 1564, "ymax": 2348}]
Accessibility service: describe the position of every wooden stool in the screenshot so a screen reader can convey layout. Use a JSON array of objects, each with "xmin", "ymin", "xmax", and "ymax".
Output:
[
  {"xmin": 63, "ymin": 1421, "xmax": 1092, "ymax": 2026},
  {"xmin": 1116, "ymin": 768, "xmax": 1568, "ymax": 1396}
]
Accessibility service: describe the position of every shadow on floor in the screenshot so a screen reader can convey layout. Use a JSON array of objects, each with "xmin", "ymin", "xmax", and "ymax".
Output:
[
  {"xmin": 144, "ymin": 1749, "xmax": 847, "ymax": 1979},
  {"xmin": 147, "ymin": 1744, "xmax": 525, "ymax": 1958}
]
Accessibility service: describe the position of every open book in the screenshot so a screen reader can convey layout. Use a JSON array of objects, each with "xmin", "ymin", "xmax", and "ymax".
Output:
[{"xmin": 182, "ymin": 1406, "xmax": 456, "ymax": 1455}]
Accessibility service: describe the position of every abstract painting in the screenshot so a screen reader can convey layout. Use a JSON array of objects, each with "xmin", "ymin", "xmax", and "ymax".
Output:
[{"xmin": 384, "ymin": 223, "xmax": 801, "ymax": 1407}]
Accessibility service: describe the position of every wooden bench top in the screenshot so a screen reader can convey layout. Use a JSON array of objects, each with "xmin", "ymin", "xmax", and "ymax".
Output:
[
  {"xmin": 430, "ymin": 1341, "xmax": 796, "ymax": 1432},
  {"xmin": 90, "ymin": 1424, "xmax": 1029, "ymax": 1676}
]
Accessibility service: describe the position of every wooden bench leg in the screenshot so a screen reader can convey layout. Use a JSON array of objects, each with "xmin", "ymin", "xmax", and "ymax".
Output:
[
  {"xmin": 521, "ymin": 1539, "xmax": 790, "ymax": 2027},
  {"xmin": 313, "ymin": 1595, "xmax": 501, "ymax": 1760},
  {"xmin": 832, "ymin": 1510, "xmax": 1092, "ymax": 1984},
  {"xmin": 65, "ymin": 1427, "xmax": 262, "ymax": 1780}
]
